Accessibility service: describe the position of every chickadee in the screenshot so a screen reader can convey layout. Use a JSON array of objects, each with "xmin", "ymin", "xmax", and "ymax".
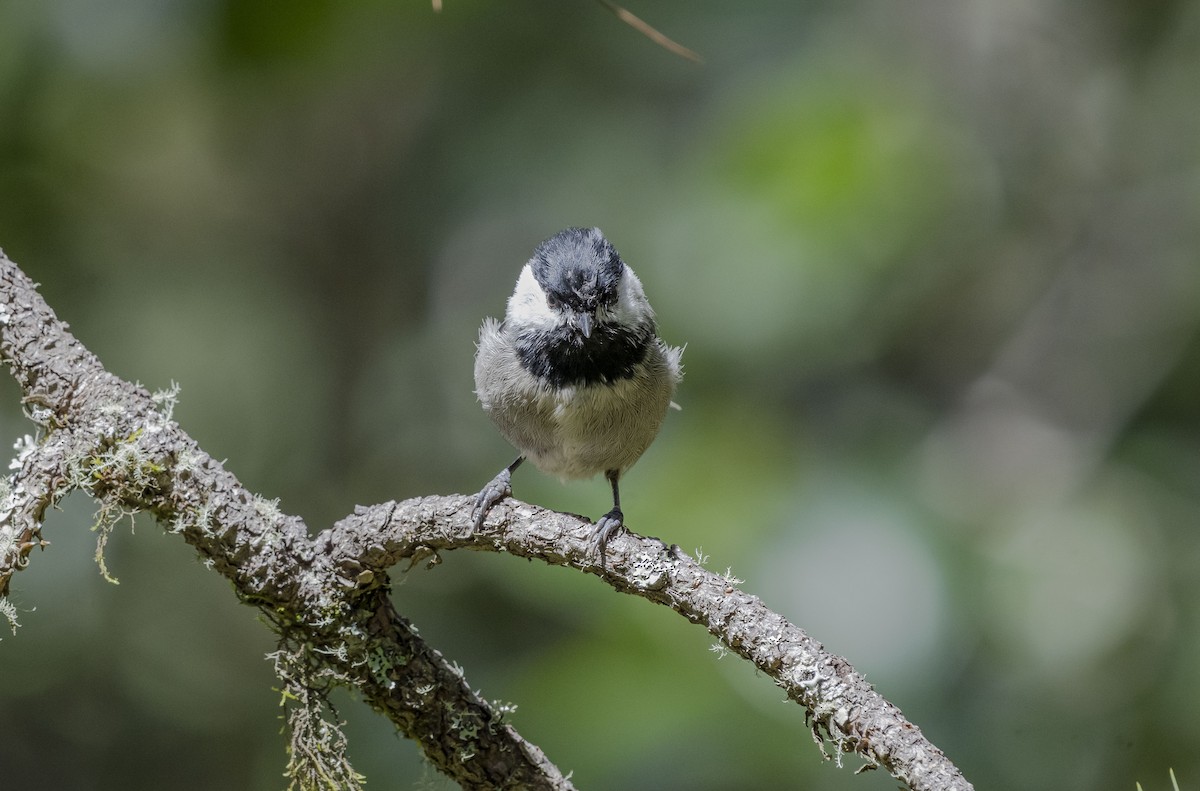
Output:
[{"xmin": 472, "ymin": 227, "xmax": 683, "ymax": 557}]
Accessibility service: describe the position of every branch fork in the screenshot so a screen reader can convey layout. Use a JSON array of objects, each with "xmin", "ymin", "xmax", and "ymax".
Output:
[{"xmin": 0, "ymin": 249, "xmax": 972, "ymax": 791}]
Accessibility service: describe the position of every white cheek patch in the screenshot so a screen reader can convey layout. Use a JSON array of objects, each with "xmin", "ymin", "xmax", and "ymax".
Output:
[
  {"xmin": 507, "ymin": 265, "xmax": 560, "ymax": 329},
  {"xmin": 612, "ymin": 264, "xmax": 655, "ymax": 325}
]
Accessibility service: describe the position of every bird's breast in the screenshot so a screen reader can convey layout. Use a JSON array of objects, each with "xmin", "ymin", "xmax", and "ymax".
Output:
[{"xmin": 513, "ymin": 321, "xmax": 654, "ymax": 388}]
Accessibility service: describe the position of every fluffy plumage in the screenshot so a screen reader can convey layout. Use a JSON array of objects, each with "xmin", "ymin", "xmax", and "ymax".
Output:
[{"xmin": 472, "ymin": 227, "xmax": 683, "ymax": 556}]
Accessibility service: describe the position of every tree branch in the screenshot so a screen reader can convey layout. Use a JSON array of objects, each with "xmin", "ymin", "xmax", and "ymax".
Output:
[
  {"xmin": 0, "ymin": 250, "xmax": 574, "ymax": 790},
  {"xmin": 327, "ymin": 497, "xmax": 974, "ymax": 791},
  {"xmin": 0, "ymin": 247, "xmax": 973, "ymax": 790}
]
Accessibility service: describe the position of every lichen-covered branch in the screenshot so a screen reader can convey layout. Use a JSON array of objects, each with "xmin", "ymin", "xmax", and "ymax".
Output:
[
  {"xmin": 0, "ymin": 250, "xmax": 574, "ymax": 791},
  {"xmin": 0, "ymin": 246, "xmax": 973, "ymax": 791},
  {"xmin": 323, "ymin": 500, "xmax": 975, "ymax": 791}
]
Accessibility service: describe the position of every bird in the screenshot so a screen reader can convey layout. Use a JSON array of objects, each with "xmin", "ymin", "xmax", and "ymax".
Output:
[{"xmin": 471, "ymin": 226, "xmax": 683, "ymax": 558}]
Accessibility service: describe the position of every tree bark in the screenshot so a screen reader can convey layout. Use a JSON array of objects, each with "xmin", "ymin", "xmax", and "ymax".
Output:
[{"xmin": 0, "ymin": 249, "xmax": 973, "ymax": 791}]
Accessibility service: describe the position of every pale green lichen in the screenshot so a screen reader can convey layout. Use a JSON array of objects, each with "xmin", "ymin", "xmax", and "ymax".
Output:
[
  {"xmin": 0, "ymin": 471, "xmax": 15, "ymax": 555},
  {"xmin": 91, "ymin": 506, "xmax": 135, "ymax": 584},
  {"xmin": 9, "ymin": 434, "xmax": 37, "ymax": 471},
  {"xmin": 446, "ymin": 705, "xmax": 484, "ymax": 764},
  {"xmin": 0, "ymin": 596, "xmax": 19, "ymax": 636},
  {"xmin": 150, "ymin": 381, "xmax": 181, "ymax": 422},
  {"xmin": 71, "ymin": 430, "xmax": 165, "ymax": 584},
  {"xmin": 365, "ymin": 645, "xmax": 403, "ymax": 689},
  {"xmin": 489, "ymin": 699, "xmax": 518, "ymax": 724},
  {"xmin": 270, "ymin": 643, "xmax": 366, "ymax": 791},
  {"xmin": 84, "ymin": 430, "xmax": 164, "ymax": 492},
  {"xmin": 254, "ymin": 495, "xmax": 283, "ymax": 520}
]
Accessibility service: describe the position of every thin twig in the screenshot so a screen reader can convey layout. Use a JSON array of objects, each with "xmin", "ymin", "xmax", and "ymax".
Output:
[{"xmin": 593, "ymin": 0, "xmax": 702, "ymax": 63}]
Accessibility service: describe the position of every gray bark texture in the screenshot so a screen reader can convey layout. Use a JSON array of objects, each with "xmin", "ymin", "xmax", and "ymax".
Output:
[{"xmin": 0, "ymin": 249, "xmax": 973, "ymax": 791}]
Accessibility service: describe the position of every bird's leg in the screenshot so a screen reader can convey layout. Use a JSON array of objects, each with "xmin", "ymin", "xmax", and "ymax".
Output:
[
  {"xmin": 472, "ymin": 456, "xmax": 524, "ymax": 530},
  {"xmin": 590, "ymin": 469, "xmax": 625, "ymax": 562}
]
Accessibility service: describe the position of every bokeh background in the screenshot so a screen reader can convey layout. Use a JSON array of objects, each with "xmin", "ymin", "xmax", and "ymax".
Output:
[{"xmin": 2, "ymin": 1, "xmax": 1199, "ymax": 789}]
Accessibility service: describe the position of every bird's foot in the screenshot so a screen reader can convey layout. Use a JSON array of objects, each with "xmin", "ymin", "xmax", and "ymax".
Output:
[
  {"xmin": 471, "ymin": 468, "xmax": 514, "ymax": 531},
  {"xmin": 588, "ymin": 507, "xmax": 625, "ymax": 565}
]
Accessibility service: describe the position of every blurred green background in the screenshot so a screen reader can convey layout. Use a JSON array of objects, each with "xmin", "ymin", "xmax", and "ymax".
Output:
[{"xmin": 2, "ymin": 1, "xmax": 1199, "ymax": 789}]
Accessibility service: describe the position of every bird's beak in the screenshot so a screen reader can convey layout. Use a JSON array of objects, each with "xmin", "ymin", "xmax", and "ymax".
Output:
[{"xmin": 576, "ymin": 311, "xmax": 593, "ymax": 338}]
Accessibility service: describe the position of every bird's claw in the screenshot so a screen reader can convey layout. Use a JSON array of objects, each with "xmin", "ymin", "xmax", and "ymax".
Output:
[
  {"xmin": 472, "ymin": 468, "xmax": 513, "ymax": 531},
  {"xmin": 588, "ymin": 507, "xmax": 624, "ymax": 565}
]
